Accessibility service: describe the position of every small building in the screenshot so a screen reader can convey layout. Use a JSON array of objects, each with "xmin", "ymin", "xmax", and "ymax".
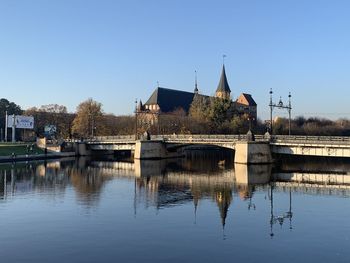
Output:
[{"xmin": 236, "ymin": 93, "xmax": 257, "ymax": 119}]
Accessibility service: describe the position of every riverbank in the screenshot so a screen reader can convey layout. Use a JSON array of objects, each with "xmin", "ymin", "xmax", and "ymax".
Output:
[
  {"xmin": 0, "ymin": 143, "xmax": 44, "ymax": 156},
  {"xmin": 0, "ymin": 142, "xmax": 78, "ymax": 163},
  {"xmin": 0, "ymin": 151, "xmax": 76, "ymax": 163}
]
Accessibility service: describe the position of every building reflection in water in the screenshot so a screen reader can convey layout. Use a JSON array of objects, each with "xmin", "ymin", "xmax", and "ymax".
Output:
[
  {"xmin": 133, "ymin": 157, "xmax": 350, "ymax": 237},
  {"xmin": 134, "ymin": 156, "xmax": 236, "ymax": 229},
  {"xmin": 133, "ymin": 157, "xmax": 275, "ymax": 232},
  {"xmin": 1, "ymin": 154, "xmax": 350, "ymax": 238}
]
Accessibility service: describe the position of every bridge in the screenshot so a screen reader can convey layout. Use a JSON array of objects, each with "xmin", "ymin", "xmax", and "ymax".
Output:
[
  {"xmin": 86, "ymin": 134, "xmax": 253, "ymax": 150},
  {"xmin": 270, "ymin": 135, "xmax": 350, "ymax": 157},
  {"xmin": 78, "ymin": 134, "xmax": 350, "ymax": 163}
]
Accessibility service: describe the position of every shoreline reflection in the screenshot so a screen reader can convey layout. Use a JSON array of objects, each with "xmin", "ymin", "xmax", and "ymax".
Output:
[{"xmin": 0, "ymin": 155, "xmax": 350, "ymax": 238}]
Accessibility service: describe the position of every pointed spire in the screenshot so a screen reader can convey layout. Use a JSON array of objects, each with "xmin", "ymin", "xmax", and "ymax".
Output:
[
  {"xmin": 194, "ymin": 70, "xmax": 199, "ymax": 94},
  {"xmin": 216, "ymin": 65, "xmax": 231, "ymax": 93}
]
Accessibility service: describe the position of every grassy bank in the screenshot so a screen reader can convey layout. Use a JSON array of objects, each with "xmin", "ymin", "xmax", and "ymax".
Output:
[{"xmin": 0, "ymin": 143, "xmax": 44, "ymax": 156}]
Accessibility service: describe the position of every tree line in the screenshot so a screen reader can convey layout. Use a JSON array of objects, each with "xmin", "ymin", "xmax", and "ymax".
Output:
[
  {"xmin": 1, "ymin": 97, "xmax": 350, "ymax": 141},
  {"xmin": 0, "ymin": 98, "xmax": 135, "ymax": 140}
]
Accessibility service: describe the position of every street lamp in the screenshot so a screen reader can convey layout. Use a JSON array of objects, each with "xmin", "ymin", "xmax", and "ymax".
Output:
[
  {"xmin": 134, "ymin": 99, "xmax": 138, "ymax": 140},
  {"xmin": 4, "ymin": 106, "xmax": 9, "ymax": 142},
  {"xmin": 247, "ymin": 115, "xmax": 256, "ymax": 132},
  {"xmin": 269, "ymin": 89, "xmax": 292, "ymax": 135}
]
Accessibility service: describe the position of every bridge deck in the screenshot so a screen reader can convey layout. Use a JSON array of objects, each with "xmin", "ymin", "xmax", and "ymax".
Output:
[{"xmin": 78, "ymin": 134, "xmax": 350, "ymax": 158}]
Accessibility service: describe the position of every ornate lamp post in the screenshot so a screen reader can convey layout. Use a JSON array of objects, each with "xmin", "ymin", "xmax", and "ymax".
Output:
[
  {"xmin": 269, "ymin": 89, "xmax": 292, "ymax": 135},
  {"xmin": 247, "ymin": 115, "xmax": 256, "ymax": 132},
  {"xmin": 134, "ymin": 99, "xmax": 138, "ymax": 140}
]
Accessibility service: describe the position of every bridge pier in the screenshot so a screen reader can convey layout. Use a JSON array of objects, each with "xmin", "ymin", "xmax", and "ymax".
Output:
[
  {"xmin": 234, "ymin": 141, "xmax": 273, "ymax": 164},
  {"xmin": 75, "ymin": 142, "xmax": 91, "ymax": 156},
  {"xmin": 134, "ymin": 140, "xmax": 183, "ymax": 159}
]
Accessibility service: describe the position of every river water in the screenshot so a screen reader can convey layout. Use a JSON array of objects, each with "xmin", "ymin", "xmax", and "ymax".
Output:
[{"xmin": 0, "ymin": 151, "xmax": 350, "ymax": 263}]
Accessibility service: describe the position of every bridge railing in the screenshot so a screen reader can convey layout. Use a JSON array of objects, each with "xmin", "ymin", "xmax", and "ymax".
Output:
[
  {"xmin": 70, "ymin": 134, "xmax": 350, "ymax": 145},
  {"xmin": 271, "ymin": 135, "xmax": 350, "ymax": 144},
  {"xmin": 84, "ymin": 135, "xmax": 135, "ymax": 143},
  {"xmin": 154, "ymin": 134, "xmax": 249, "ymax": 141},
  {"xmin": 76, "ymin": 134, "xmax": 269, "ymax": 143}
]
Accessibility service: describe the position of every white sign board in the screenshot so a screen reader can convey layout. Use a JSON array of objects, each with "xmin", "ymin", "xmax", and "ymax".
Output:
[{"xmin": 7, "ymin": 115, "xmax": 34, "ymax": 129}]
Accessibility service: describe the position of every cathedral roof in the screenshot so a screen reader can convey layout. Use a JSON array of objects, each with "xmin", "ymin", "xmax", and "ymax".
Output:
[
  {"xmin": 145, "ymin": 87, "xmax": 196, "ymax": 113},
  {"xmin": 216, "ymin": 65, "xmax": 231, "ymax": 93}
]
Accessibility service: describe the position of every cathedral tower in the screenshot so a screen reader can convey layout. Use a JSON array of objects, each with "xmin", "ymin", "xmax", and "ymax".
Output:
[{"xmin": 215, "ymin": 65, "xmax": 231, "ymax": 99}]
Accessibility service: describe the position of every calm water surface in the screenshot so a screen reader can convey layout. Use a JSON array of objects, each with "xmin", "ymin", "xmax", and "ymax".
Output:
[{"xmin": 0, "ymin": 152, "xmax": 350, "ymax": 263}]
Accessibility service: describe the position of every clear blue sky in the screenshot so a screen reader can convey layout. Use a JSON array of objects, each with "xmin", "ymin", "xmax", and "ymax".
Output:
[{"xmin": 0, "ymin": 0, "xmax": 350, "ymax": 120}]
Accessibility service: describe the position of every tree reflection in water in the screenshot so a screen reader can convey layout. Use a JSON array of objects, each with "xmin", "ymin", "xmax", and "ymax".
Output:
[
  {"xmin": 1, "ymin": 152, "xmax": 350, "ymax": 239},
  {"xmin": 0, "ymin": 158, "xmax": 111, "ymax": 208}
]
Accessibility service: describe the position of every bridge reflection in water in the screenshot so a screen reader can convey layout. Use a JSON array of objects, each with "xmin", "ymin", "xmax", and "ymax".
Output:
[{"xmin": 1, "ymin": 156, "xmax": 350, "ymax": 237}]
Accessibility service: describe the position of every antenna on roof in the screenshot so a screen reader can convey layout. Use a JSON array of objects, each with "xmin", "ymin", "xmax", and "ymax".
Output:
[{"xmin": 157, "ymin": 81, "xmax": 160, "ymax": 88}]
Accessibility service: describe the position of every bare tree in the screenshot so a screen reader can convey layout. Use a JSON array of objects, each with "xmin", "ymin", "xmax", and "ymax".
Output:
[{"xmin": 72, "ymin": 98, "xmax": 103, "ymax": 138}]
